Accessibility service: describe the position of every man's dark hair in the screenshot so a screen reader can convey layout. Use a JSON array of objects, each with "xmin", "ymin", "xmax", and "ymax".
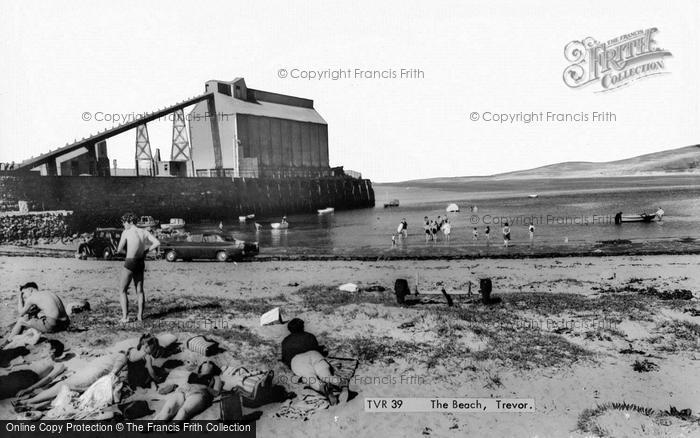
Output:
[
  {"xmin": 48, "ymin": 339, "xmax": 65, "ymax": 358},
  {"xmin": 287, "ymin": 318, "xmax": 305, "ymax": 333},
  {"xmin": 121, "ymin": 213, "xmax": 137, "ymax": 224},
  {"xmin": 19, "ymin": 282, "xmax": 39, "ymax": 291},
  {"xmin": 197, "ymin": 361, "xmax": 222, "ymax": 376}
]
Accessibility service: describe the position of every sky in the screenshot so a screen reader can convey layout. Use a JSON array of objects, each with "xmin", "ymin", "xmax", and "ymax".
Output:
[{"xmin": 0, "ymin": 0, "xmax": 698, "ymax": 182}]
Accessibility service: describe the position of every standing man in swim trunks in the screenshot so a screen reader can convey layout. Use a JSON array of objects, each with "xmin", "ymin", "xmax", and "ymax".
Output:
[{"xmin": 117, "ymin": 213, "xmax": 160, "ymax": 323}]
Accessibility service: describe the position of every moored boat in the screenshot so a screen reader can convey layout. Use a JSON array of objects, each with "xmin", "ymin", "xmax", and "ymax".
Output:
[
  {"xmin": 528, "ymin": 194, "xmax": 539, "ymax": 198},
  {"xmin": 271, "ymin": 222, "xmax": 289, "ymax": 230},
  {"xmin": 384, "ymin": 199, "xmax": 400, "ymax": 208},
  {"xmin": 318, "ymin": 207, "xmax": 335, "ymax": 215}
]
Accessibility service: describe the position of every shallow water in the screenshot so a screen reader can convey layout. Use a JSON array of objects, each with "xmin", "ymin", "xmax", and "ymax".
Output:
[{"xmin": 188, "ymin": 175, "xmax": 700, "ymax": 255}]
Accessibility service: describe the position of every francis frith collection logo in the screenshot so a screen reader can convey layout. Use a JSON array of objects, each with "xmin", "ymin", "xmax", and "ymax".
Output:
[{"xmin": 563, "ymin": 28, "xmax": 672, "ymax": 92}]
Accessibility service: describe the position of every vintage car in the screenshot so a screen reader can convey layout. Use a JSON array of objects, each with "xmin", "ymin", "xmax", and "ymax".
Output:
[
  {"xmin": 160, "ymin": 233, "xmax": 259, "ymax": 262},
  {"xmin": 77, "ymin": 227, "xmax": 122, "ymax": 259}
]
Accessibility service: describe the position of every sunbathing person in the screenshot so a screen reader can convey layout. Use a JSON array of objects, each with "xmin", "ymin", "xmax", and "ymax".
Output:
[
  {"xmin": 281, "ymin": 318, "xmax": 347, "ymax": 405},
  {"xmin": 4, "ymin": 283, "xmax": 69, "ymax": 345},
  {"xmin": 16, "ymin": 352, "xmax": 127, "ymax": 408},
  {"xmin": 0, "ymin": 340, "xmax": 67, "ymax": 399},
  {"xmin": 154, "ymin": 361, "xmax": 223, "ymax": 421}
]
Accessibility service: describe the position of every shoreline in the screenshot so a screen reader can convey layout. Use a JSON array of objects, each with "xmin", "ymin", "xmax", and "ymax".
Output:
[{"xmin": 1, "ymin": 237, "xmax": 699, "ymax": 261}]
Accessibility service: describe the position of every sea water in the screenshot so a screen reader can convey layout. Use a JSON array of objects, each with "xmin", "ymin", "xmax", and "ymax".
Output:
[{"xmin": 189, "ymin": 175, "xmax": 700, "ymax": 256}]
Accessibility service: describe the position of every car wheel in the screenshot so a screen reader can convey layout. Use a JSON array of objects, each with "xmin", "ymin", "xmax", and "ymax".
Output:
[
  {"xmin": 216, "ymin": 251, "xmax": 228, "ymax": 262},
  {"xmin": 103, "ymin": 248, "xmax": 113, "ymax": 260},
  {"xmin": 165, "ymin": 250, "xmax": 177, "ymax": 262}
]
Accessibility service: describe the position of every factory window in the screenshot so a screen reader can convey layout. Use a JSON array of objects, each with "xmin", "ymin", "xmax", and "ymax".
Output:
[{"xmin": 217, "ymin": 83, "xmax": 232, "ymax": 96}]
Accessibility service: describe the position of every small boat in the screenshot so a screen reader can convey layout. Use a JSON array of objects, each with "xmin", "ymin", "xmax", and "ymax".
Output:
[
  {"xmin": 239, "ymin": 216, "xmax": 247, "ymax": 222},
  {"xmin": 446, "ymin": 203, "xmax": 460, "ymax": 213},
  {"xmin": 318, "ymin": 207, "xmax": 335, "ymax": 215},
  {"xmin": 528, "ymin": 194, "xmax": 539, "ymax": 198},
  {"xmin": 136, "ymin": 216, "xmax": 159, "ymax": 229},
  {"xmin": 271, "ymin": 222, "xmax": 289, "ymax": 230},
  {"xmin": 246, "ymin": 214, "xmax": 255, "ymax": 219},
  {"xmin": 384, "ymin": 199, "xmax": 400, "ymax": 208},
  {"xmin": 239, "ymin": 214, "xmax": 255, "ymax": 222},
  {"xmin": 160, "ymin": 218, "xmax": 186, "ymax": 231},
  {"xmin": 620, "ymin": 214, "xmax": 662, "ymax": 223}
]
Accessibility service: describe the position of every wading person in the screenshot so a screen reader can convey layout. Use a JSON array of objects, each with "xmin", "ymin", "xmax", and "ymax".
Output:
[
  {"xmin": 117, "ymin": 213, "xmax": 160, "ymax": 323},
  {"xmin": 502, "ymin": 222, "xmax": 511, "ymax": 248}
]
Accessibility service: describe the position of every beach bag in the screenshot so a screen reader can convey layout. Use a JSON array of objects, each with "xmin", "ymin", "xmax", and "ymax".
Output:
[
  {"xmin": 118, "ymin": 400, "xmax": 154, "ymax": 419},
  {"xmin": 242, "ymin": 384, "xmax": 291, "ymax": 408},
  {"xmin": 186, "ymin": 336, "xmax": 218, "ymax": 356},
  {"xmin": 394, "ymin": 279, "xmax": 410, "ymax": 304},
  {"xmin": 228, "ymin": 367, "xmax": 274, "ymax": 401},
  {"xmin": 219, "ymin": 391, "xmax": 243, "ymax": 422}
]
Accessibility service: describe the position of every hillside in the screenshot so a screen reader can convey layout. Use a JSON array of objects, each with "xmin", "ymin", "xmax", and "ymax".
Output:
[{"xmin": 402, "ymin": 145, "xmax": 700, "ymax": 184}]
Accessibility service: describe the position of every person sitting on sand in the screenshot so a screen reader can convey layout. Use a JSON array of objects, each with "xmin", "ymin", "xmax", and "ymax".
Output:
[
  {"xmin": 281, "ymin": 318, "xmax": 347, "ymax": 405},
  {"xmin": 0, "ymin": 340, "xmax": 67, "ymax": 400},
  {"xmin": 4, "ymin": 283, "xmax": 69, "ymax": 345},
  {"xmin": 124, "ymin": 334, "xmax": 166, "ymax": 389},
  {"xmin": 153, "ymin": 361, "xmax": 223, "ymax": 421}
]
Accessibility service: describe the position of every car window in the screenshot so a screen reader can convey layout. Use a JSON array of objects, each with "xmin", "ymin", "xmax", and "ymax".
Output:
[{"xmin": 203, "ymin": 235, "xmax": 225, "ymax": 242}]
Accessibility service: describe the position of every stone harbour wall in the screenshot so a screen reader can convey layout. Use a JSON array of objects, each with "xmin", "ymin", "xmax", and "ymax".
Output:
[{"xmin": 0, "ymin": 172, "xmax": 375, "ymax": 230}]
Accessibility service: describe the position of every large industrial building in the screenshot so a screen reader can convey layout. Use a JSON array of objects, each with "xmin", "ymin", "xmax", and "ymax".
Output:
[{"xmin": 189, "ymin": 78, "xmax": 332, "ymax": 178}]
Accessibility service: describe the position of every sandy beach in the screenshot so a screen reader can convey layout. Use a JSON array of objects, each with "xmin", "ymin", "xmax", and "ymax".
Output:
[{"xmin": 1, "ymin": 254, "xmax": 699, "ymax": 437}]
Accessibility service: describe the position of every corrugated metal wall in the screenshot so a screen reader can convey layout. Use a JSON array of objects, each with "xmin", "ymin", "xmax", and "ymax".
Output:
[{"xmin": 236, "ymin": 114, "xmax": 329, "ymax": 169}]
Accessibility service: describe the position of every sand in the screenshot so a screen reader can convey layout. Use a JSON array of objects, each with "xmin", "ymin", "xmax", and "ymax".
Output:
[{"xmin": 1, "ymin": 254, "xmax": 699, "ymax": 437}]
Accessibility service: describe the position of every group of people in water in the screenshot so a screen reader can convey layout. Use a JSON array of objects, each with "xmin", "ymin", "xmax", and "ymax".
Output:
[{"xmin": 392, "ymin": 216, "xmax": 537, "ymax": 247}]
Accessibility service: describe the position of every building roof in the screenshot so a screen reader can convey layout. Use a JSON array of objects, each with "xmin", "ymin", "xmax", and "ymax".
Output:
[{"xmin": 215, "ymin": 95, "xmax": 327, "ymax": 124}]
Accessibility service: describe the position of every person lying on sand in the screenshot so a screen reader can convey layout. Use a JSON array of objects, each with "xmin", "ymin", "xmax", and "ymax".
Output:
[
  {"xmin": 0, "ymin": 340, "xmax": 67, "ymax": 399},
  {"xmin": 153, "ymin": 361, "xmax": 223, "ymax": 421},
  {"xmin": 3, "ymin": 283, "xmax": 69, "ymax": 346},
  {"xmin": 281, "ymin": 318, "xmax": 348, "ymax": 405},
  {"xmin": 15, "ymin": 352, "xmax": 128, "ymax": 409}
]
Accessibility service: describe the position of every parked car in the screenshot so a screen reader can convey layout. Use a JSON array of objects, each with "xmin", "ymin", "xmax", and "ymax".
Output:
[
  {"xmin": 160, "ymin": 233, "xmax": 259, "ymax": 262},
  {"xmin": 77, "ymin": 227, "xmax": 122, "ymax": 259}
]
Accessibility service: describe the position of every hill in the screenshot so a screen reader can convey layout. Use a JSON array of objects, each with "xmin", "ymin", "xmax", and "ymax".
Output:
[{"xmin": 402, "ymin": 145, "xmax": 700, "ymax": 184}]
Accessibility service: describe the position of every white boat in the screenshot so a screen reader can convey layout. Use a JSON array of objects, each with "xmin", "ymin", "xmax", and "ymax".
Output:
[
  {"xmin": 620, "ymin": 213, "xmax": 663, "ymax": 223},
  {"xmin": 239, "ymin": 213, "xmax": 255, "ymax": 222},
  {"xmin": 446, "ymin": 203, "xmax": 460, "ymax": 213},
  {"xmin": 317, "ymin": 207, "xmax": 335, "ymax": 215},
  {"xmin": 136, "ymin": 216, "xmax": 159, "ymax": 229},
  {"xmin": 271, "ymin": 222, "xmax": 289, "ymax": 230},
  {"xmin": 160, "ymin": 218, "xmax": 186, "ymax": 230},
  {"xmin": 528, "ymin": 194, "xmax": 539, "ymax": 198},
  {"xmin": 238, "ymin": 216, "xmax": 247, "ymax": 222},
  {"xmin": 246, "ymin": 214, "xmax": 255, "ymax": 219}
]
